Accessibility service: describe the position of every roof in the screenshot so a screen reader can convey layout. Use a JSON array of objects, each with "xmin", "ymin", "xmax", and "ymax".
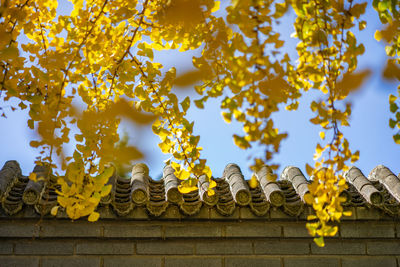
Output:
[{"xmin": 0, "ymin": 160, "xmax": 399, "ymax": 220}]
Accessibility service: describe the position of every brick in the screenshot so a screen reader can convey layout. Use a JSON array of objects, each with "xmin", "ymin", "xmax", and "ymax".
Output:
[
  {"xmin": 183, "ymin": 206, "xmax": 210, "ymax": 220},
  {"xmin": 226, "ymin": 223, "xmax": 281, "ymax": 237},
  {"xmin": 355, "ymin": 207, "xmax": 381, "ymax": 220},
  {"xmin": 196, "ymin": 241, "xmax": 252, "ymax": 255},
  {"xmin": 254, "ymin": 240, "xmax": 309, "ymax": 255},
  {"xmin": 39, "ymin": 222, "xmax": 101, "ymax": 237},
  {"xmin": 76, "ymin": 242, "xmax": 134, "ymax": 255},
  {"xmin": 103, "ymin": 256, "xmax": 161, "ymax": 267},
  {"xmin": 340, "ymin": 223, "xmax": 395, "ymax": 238},
  {"xmin": 298, "ymin": 207, "xmax": 314, "ymax": 221},
  {"xmin": 284, "ymin": 257, "xmax": 339, "ymax": 267},
  {"xmin": 0, "ymin": 223, "xmax": 39, "ymax": 237},
  {"xmin": 15, "ymin": 241, "xmax": 74, "ymax": 255},
  {"xmin": 395, "ymin": 223, "xmax": 400, "ymax": 237},
  {"xmin": 239, "ymin": 207, "xmax": 268, "ymax": 220},
  {"xmin": 95, "ymin": 206, "xmax": 118, "ymax": 219},
  {"xmin": 311, "ymin": 241, "xmax": 365, "ymax": 255},
  {"xmin": 165, "ymin": 225, "xmax": 222, "ymax": 238},
  {"xmin": 283, "ymin": 223, "xmax": 312, "ymax": 238},
  {"xmin": 137, "ymin": 241, "xmax": 194, "ymax": 255},
  {"xmin": 210, "ymin": 208, "xmax": 239, "ymax": 220},
  {"xmin": 0, "ymin": 242, "xmax": 13, "ymax": 254},
  {"xmin": 225, "ymin": 256, "xmax": 280, "ymax": 267},
  {"xmin": 42, "ymin": 257, "xmax": 100, "ymax": 267},
  {"xmin": 104, "ymin": 224, "xmax": 161, "ymax": 238},
  {"xmin": 19, "ymin": 206, "xmax": 39, "ymax": 218},
  {"xmin": 269, "ymin": 207, "xmax": 294, "ymax": 220},
  {"xmin": 165, "ymin": 257, "xmax": 221, "ymax": 267},
  {"xmin": 341, "ymin": 256, "xmax": 397, "ymax": 267},
  {"xmin": 367, "ymin": 241, "xmax": 400, "ymax": 255},
  {"xmin": 159, "ymin": 205, "xmax": 182, "ymax": 220},
  {"xmin": 130, "ymin": 207, "xmax": 150, "ymax": 220},
  {"xmin": 0, "ymin": 256, "xmax": 39, "ymax": 267}
]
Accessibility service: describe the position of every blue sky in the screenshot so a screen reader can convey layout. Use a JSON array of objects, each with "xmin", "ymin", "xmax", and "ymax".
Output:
[{"xmin": 0, "ymin": 2, "xmax": 399, "ymax": 179}]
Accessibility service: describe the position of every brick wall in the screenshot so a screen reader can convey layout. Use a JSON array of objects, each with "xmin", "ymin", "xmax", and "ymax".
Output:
[{"xmin": 1, "ymin": 219, "xmax": 400, "ymax": 267}]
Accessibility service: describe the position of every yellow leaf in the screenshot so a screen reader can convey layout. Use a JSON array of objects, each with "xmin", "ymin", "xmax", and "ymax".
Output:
[
  {"xmin": 305, "ymin": 164, "xmax": 313, "ymax": 176},
  {"xmin": 88, "ymin": 212, "xmax": 100, "ymax": 222},
  {"xmin": 100, "ymin": 185, "xmax": 112, "ymax": 197},
  {"xmin": 178, "ymin": 185, "xmax": 197, "ymax": 193},
  {"xmin": 319, "ymin": 131, "xmax": 325, "ymax": 140},
  {"xmin": 383, "ymin": 60, "xmax": 400, "ymax": 81},
  {"xmin": 336, "ymin": 69, "xmax": 371, "ymax": 97},
  {"xmin": 171, "ymin": 161, "xmax": 181, "ymax": 172},
  {"xmin": 207, "ymin": 188, "xmax": 215, "ymax": 196},
  {"xmin": 176, "ymin": 169, "xmax": 190, "ymax": 180},
  {"xmin": 307, "ymin": 215, "xmax": 317, "ymax": 220},
  {"xmin": 0, "ymin": 46, "xmax": 19, "ymax": 60},
  {"xmin": 249, "ymin": 175, "xmax": 259, "ymax": 189},
  {"xmin": 343, "ymin": 210, "xmax": 352, "ymax": 217},
  {"xmin": 374, "ymin": 30, "xmax": 382, "ymax": 41},
  {"xmin": 222, "ymin": 112, "xmax": 232, "ymax": 124},
  {"xmin": 209, "ymin": 180, "xmax": 217, "ymax": 189},
  {"xmin": 304, "ymin": 193, "xmax": 314, "ymax": 205},
  {"xmin": 233, "ymin": 135, "xmax": 251, "ymax": 149},
  {"xmin": 174, "ymin": 70, "xmax": 204, "ymax": 87},
  {"xmin": 389, "ymin": 94, "xmax": 398, "ymax": 103},
  {"xmin": 203, "ymin": 166, "xmax": 212, "ymax": 178},
  {"xmin": 211, "ymin": 1, "xmax": 220, "ymax": 12},
  {"xmin": 94, "ymin": 166, "xmax": 115, "ymax": 185},
  {"xmin": 51, "ymin": 206, "xmax": 59, "ymax": 216},
  {"xmin": 314, "ymin": 236, "xmax": 325, "ymax": 247},
  {"xmin": 29, "ymin": 172, "xmax": 37, "ymax": 182},
  {"xmin": 107, "ymin": 99, "xmax": 156, "ymax": 124}
]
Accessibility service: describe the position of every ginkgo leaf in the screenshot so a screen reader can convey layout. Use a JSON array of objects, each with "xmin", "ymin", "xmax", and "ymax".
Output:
[
  {"xmin": 211, "ymin": 1, "xmax": 220, "ymax": 13},
  {"xmin": 94, "ymin": 167, "xmax": 115, "ymax": 185},
  {"xmin": 314, "ymin": 236, "xmax": 325, "ymax": 247},
  {"xmin": 336, "ymin": 69, "xmax": 371, "ymax": 97},
  {"xmin": 342, "ymin": 210, "xmax": 352, "ymax": 217},
  {"xmin": 249, "ymin": 175, "xmax": 259, "ymax": 189},
  {"xmin": 51, "ymin": 206, "xmax": 59, "ymax": 216},
  {"xmin": 304, "ymin": 193, "xmax": 314, "ymax": 205},
  {"xmin": 174, "ymin": 70, "xmax": 205, "ymax": 87},
  {"xmin": 178, "ymin": 185, "xmax": 197, "ymax": 194},
  {"xmin": 107, "ymin": 99, "xmax": 156, "ymax": 125},
  {"xmin": 307, "ymin": 215, "xmax": 317, "ymax": 220},
  {"xmin": 100, "ymin": 185, "xmax": 112, "ymax": 197},
  {"xmin": 207, "ymin": 188, "xmax": 215, "ymax": 196},
  {"xmin": 29, "ymin": 172, "xmax": 37, "ymax": 182},
  {"xmin": 88, "ymin": 212, "xmax": 100, "ymax": 222},
  {"xmin": 383, "ymin": 60, "xmax": 400, "ymax": 81},
  {"xmin": 176, "ymin": 169, "xmax": 190, "ymax": 180}
]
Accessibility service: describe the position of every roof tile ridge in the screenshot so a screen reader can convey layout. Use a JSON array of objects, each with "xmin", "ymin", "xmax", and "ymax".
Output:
[
  {"xmin": 23, "ymin": 165, "xmax": 46, "ymax": 205},
  {"xmin": 255, "ymin": 165, "xmax": 285, "ymax": 207},
  {"xmin": 0, "ymin": 160, "xmax": 22, "ymax": 200},
  {"xmin": 162, "ymin": 165, "xmax": 183, "ymax": 204},
  {"xmin": 345, "ymin": 166, "xmax": 383, "ymax": 205},
  {"xmin": 131, "ymin": 163, "xmax": 150, "ymax": 206},
  {"xmin": 222, "ymin": 163, "xmax": 251, "ymax": 206},
  {"xmin": 368, "ymin": 165, "xmax": 400, "ymax": 202},
  {"xmin": 198, "ymin": 174, "xmax": 218, "ymax": 206},
  {"xmin": 280, "ymin": 166, "xmax": 310, "ymax": 203},
  {"xmin": 112, "ymin": 171, "xmax": 133, "ymax": 216},
  {"xmin": 1, "ymin": 161, "xmax": 28, "ymax": 215}
]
